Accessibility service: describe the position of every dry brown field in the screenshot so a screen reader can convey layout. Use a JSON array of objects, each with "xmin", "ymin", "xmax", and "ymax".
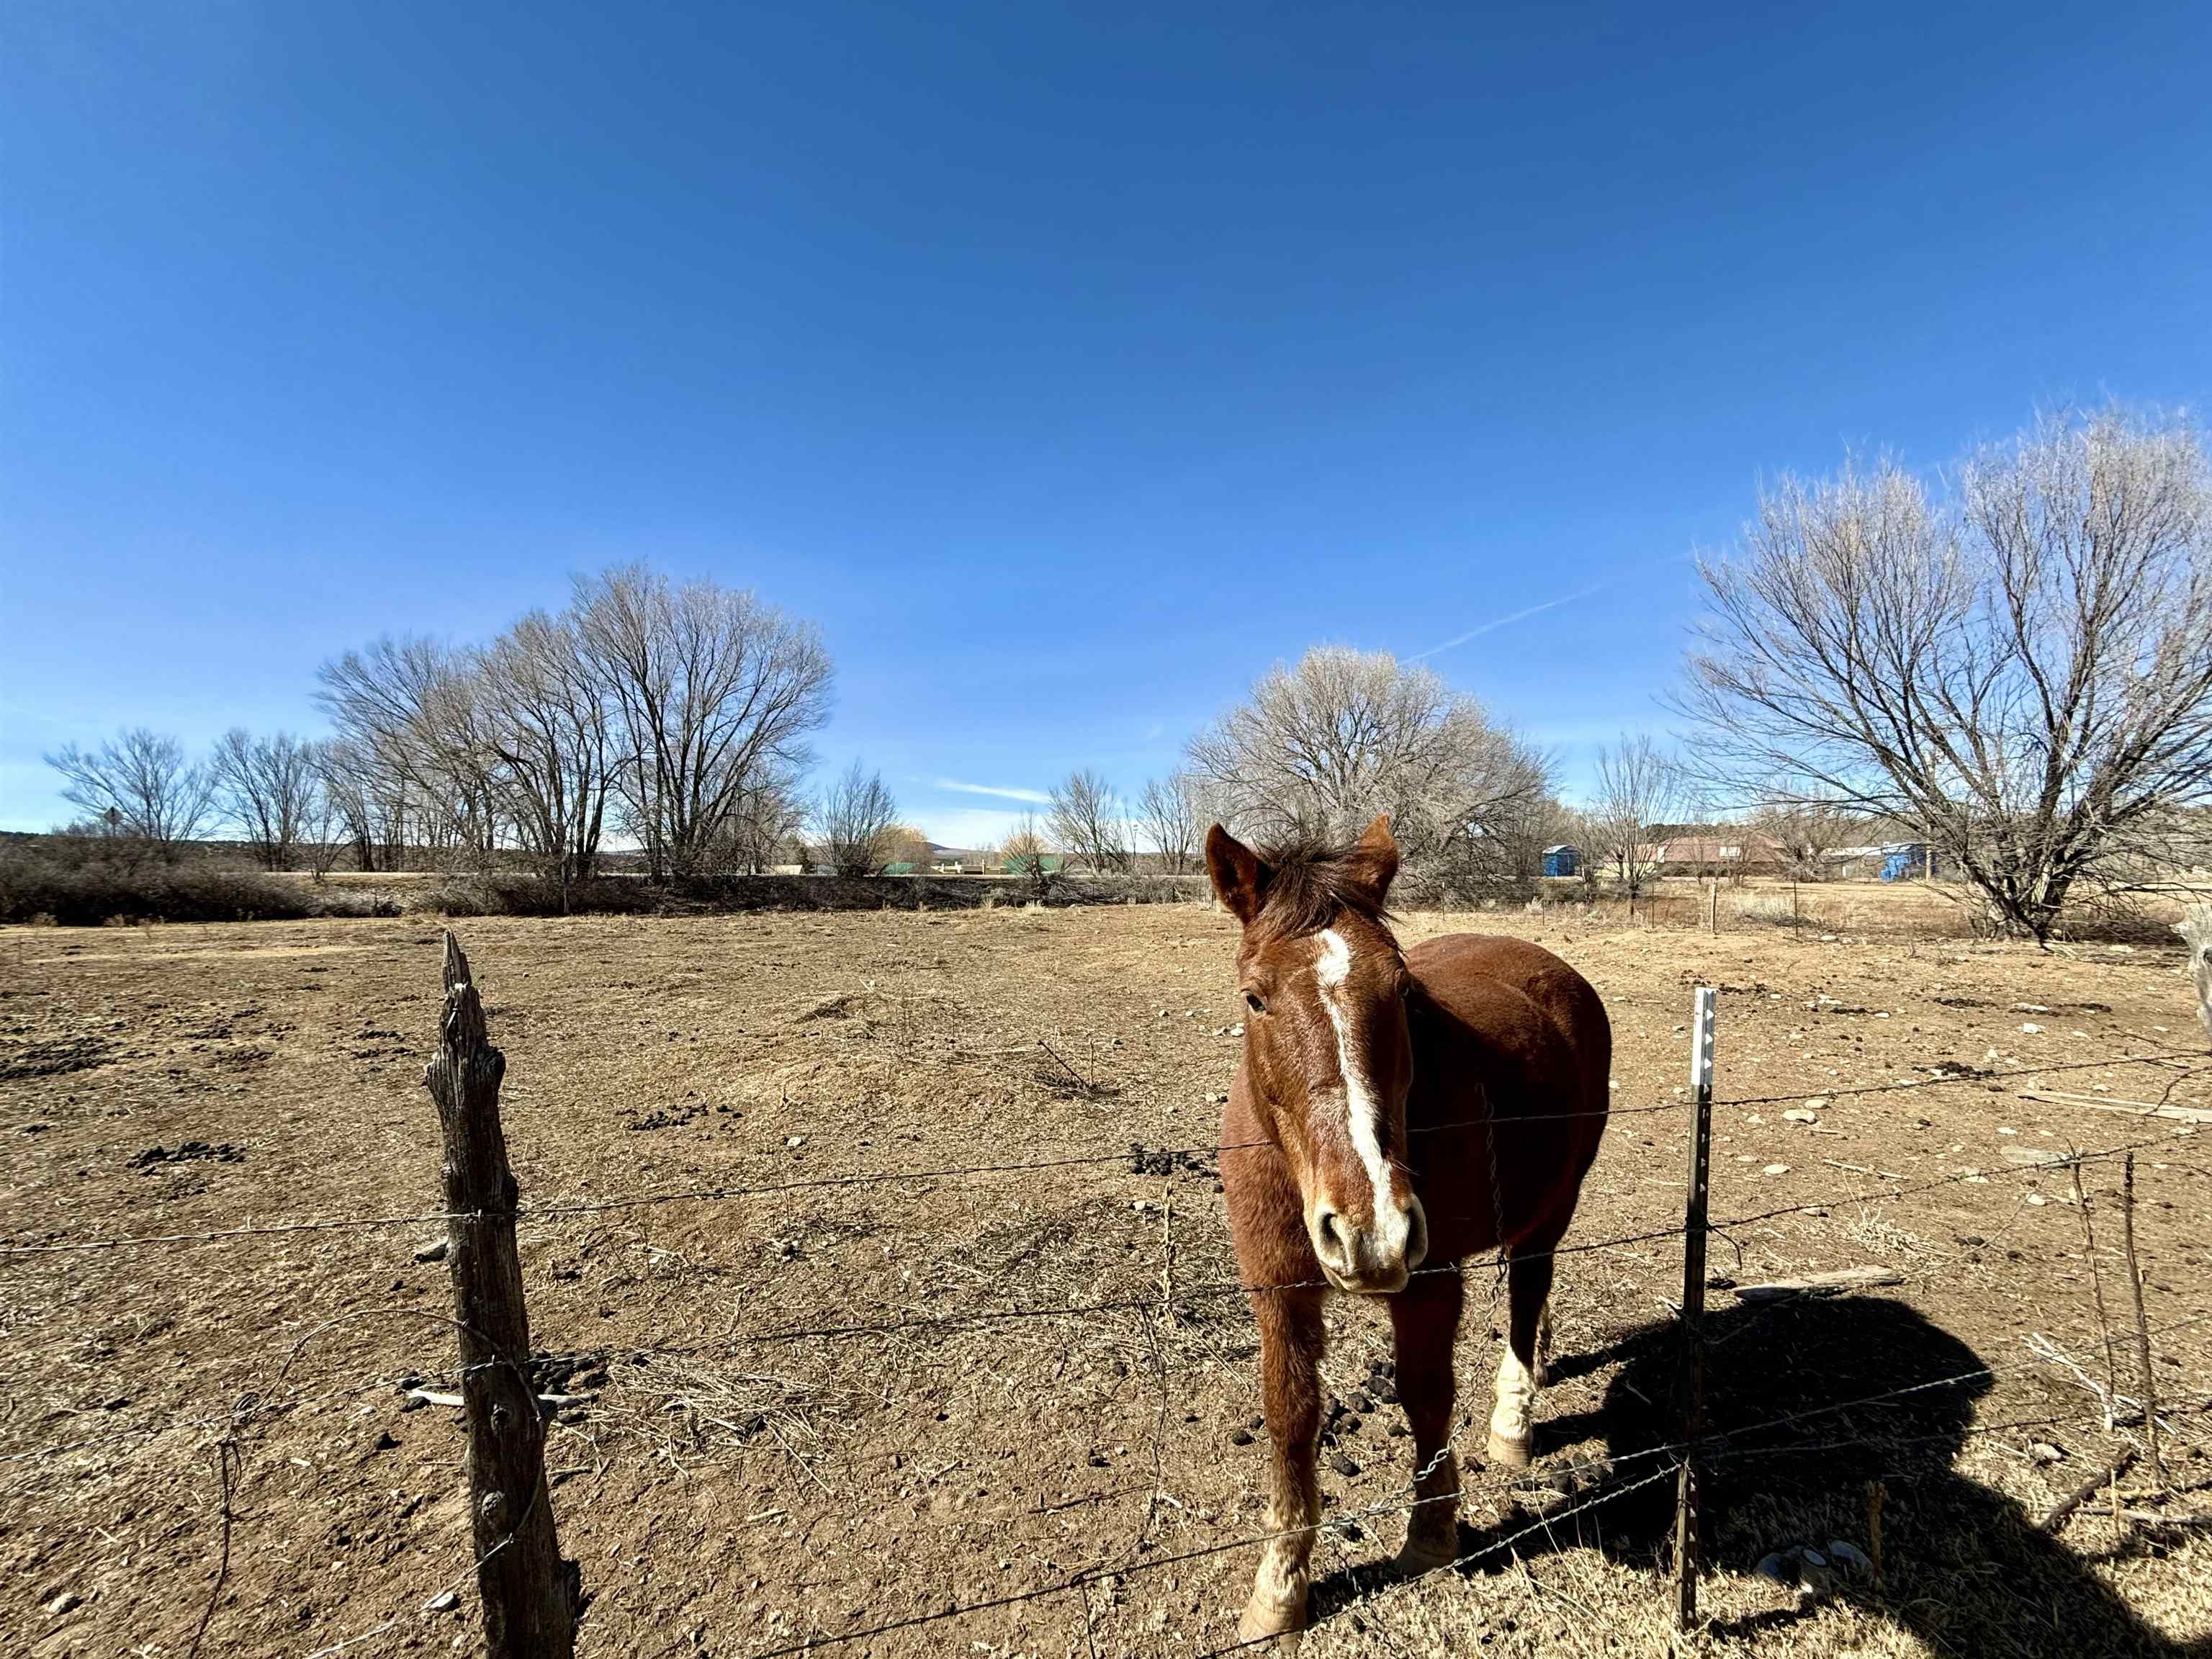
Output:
[{"xmin": 3, "ymin": 903, "xmax": 2208, "ymax": 1658}]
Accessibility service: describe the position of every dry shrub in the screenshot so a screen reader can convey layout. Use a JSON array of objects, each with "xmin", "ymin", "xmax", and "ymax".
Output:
[{"xmin": 0, "ymin": 837, "xmax": 389, "ymax": 925}]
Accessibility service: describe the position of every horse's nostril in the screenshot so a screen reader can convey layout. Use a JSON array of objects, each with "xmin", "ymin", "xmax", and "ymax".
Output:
[{"xmin": 1316, "ymin": 1209, "xmax": 1348, "ymax": 1263}]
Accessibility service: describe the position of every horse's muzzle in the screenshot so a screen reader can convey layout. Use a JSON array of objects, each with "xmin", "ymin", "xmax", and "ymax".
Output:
[{"xmin": 1310, "ymin": 1194, "xmax": 1429, "ymax": 1294}]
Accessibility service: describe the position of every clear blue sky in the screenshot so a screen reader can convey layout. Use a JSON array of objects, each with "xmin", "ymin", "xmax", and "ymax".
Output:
[{"xmin": 4, "ymin": 3, "xmax": 2208, "ymax": 845}]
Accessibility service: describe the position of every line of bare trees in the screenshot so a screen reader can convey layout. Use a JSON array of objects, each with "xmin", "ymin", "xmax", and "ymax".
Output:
[
  {"xmin": 42, "ymin": 565, "xmax": 858, "ymax": 896},
  {"xmin": 311, "ymin": 564, "xmax": 834, "ymax": 896}
]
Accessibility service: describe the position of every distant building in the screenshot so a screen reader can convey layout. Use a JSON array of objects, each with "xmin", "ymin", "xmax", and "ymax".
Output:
[
  {"xmin": 1542, "ymin": 844, "xmax": 1581, "ymax": 878},
  {"xmin": 1640, "ymin": 831, "xmax": 1784, "ymax": 876}
]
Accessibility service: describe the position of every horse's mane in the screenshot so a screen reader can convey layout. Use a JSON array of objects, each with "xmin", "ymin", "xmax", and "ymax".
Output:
[{"xmin": 1251, "ymin": 832, "xmax": 1393, "ymax": 940}]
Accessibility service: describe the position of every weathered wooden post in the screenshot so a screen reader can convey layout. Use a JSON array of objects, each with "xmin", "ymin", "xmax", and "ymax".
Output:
[
  {"xmin": 1673, "ymin": 986, "xmax": 1717, "ymax": 1632},
  {"xmin": 2178, "ymin": 904, "xmax": 2211, "ymax": 1049},
  {"xmin": 423, "ymin": 932, "xmax": 575, "ymax": 1659}
]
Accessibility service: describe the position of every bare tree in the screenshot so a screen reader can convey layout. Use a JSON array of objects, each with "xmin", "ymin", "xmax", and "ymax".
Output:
[
  {"xmin": 572, "ymin": 565, "xmax": 833, "ymax": 881},
  {"xmin": 812, "ymin": 761, "xmax": 897, "ymax": 876},
  {"xmin": 45, "ymin": 728, "xmax": 215, "ymax": 855},
  {"xmin": 317, "ymin": 634, "xmax": 502, "ymax": 866},
  {"xmin": 210, "ymin": 728, "xmax": 323, "ymax": 870},
  {"xmin": 1753, "ymin": 793, "xmax": 1858, "ymax": 882},
  {"xmin": 1136, "ymin": 772, "xmax": 1204, "ymax": 873},
  {"xmin": 1184, "ymin": 646, "xmax": 1551, "ymax": 882},
  {"xmin": 1588, "ymin": 732, "xmax": 1683, "ymax": 911},
  {"xmin": 882, "ymin": 824, "xmax": 934, "ymax": 871},
  {"xmin": 1678, "ymin": 408, "xmax": 2212, "ymax": 943},
  {"xmin": 1444, "ymin": 788, "xmax": 1575, "ymax": 899},
  {"xmin": 480, "ymin": 610, "xmax": 612, "ymax": 901},
  {"xmin": 1001, "ymin": 811, "xmax": 1051, "ymax": 897},
  {"xmin": 315, "ymin": 736, "xmax": 408, "ymax": 871},
  {"xmin": 298, "ymin": 742, "xmax": 349, "ymax": 881},
  {"xmin": 715, "ymin": 767, "xmax": 807, "ymax": 873},
  {"xmin": 1048, "ymin": 768, "xmax": 1132, "ymax": 873}
]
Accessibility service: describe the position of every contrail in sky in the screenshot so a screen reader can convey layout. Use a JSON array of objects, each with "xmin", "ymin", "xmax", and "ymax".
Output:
[{"xmin": 1408, "ymin": 582, "xmax": 1607, "ymax": 662}]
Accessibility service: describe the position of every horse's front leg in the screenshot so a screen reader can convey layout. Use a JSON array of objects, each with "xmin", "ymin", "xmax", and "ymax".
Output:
[
  {"xmin": 1388, "ymin": 1269, "xmax": 1464, "ymax": 1570},
  {"xmin": 1240, "ymin": 1285, "xmax": 1325, "ymax": 1642},
  {"xmin": 1488, "ymin": 1239, "xmax": 1557, "ymax": 1467}
]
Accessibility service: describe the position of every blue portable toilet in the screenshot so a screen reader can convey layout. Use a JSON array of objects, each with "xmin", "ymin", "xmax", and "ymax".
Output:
[
  {"xmin": 1542, "ymin": 844, "xmax": 1580, "ymax": 878},
  {"xmin": 1879, "ymin": 842, "xmax": 1927, "ymax": 882}
]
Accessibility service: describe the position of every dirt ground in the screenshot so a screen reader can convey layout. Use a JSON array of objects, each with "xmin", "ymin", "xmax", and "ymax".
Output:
[{"xmin": 3, "ymin": 902, "xmax": 2208, "ymax": 1659}]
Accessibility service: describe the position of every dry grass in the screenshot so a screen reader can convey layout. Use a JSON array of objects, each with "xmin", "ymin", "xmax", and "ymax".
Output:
[{"xmin": 1, "ymin": 906, "xmax": 2206, "ymax": 1657}]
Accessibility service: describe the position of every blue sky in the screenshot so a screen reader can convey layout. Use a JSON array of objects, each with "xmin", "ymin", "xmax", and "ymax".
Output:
[{"xmin": 4, "ymin": 3, "xmax": 2208, "ymax": 845}]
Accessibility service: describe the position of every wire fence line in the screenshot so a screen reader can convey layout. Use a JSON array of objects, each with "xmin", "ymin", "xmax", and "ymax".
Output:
[
  {"xmin": 721, "ymin": 1303, "xmax": 2212, "ymax": 1659},
  {"xmin": 1714, "ymin": 1046, "xmax": 2207, "ymax": 1108},
  {"xmin": 14, "ymin": 1112, "xmax": 2154, "ymax": 1428},
  {"xmin": 2, "ymin": 1047, "xmax": 2198, "ymax": 1259}
]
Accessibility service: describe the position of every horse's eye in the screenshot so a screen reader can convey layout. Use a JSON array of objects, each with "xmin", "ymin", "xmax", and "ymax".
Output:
[{"xmin": 1244, "ymin": 991, "xmax": 1267, "ymax": 1015}]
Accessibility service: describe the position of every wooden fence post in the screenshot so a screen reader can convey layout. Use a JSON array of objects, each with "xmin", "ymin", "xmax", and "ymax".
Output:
[
  {"xmin": 1674, "ymin": 986, "xmax": 1717, "ymax": 1632},
  {"xmin": 423, "ymin": 931, "xmax": 576, "ymax": 1659}
]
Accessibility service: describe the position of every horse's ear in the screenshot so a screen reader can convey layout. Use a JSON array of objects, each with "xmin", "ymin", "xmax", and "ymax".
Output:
[
  {"xmin": 1205, "ymin": 823, "xmax": 1268, "ymax": 925},
  {"xmin": 1346, "ymin": 812, "xmax": 1399, "ymax": 903}
]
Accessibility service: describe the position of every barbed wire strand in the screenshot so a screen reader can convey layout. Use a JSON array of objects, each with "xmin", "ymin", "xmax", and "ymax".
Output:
[
  {"xmin": 4, "ymin": 1047, "xmax": 2197, "ymax": 1258},
  {"xmin": 739, "ymin": 1310, "xmax": 2212, "ymax": 1659}
]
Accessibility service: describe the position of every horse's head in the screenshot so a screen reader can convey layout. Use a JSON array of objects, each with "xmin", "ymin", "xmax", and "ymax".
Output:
[{"xmin": 1206, "ymin": 814, "xmax": 1427, "ymax": 1294}]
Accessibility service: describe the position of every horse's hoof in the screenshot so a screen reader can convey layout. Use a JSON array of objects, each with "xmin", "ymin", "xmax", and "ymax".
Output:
[
  {"xmin": 1485, "ymin": 1429, "xmax": 1533, "ymax": 1468},
  {"xmin": 1396, "ymin": 1529, "xmax": 1457, "ymax": 1574},
  {"xmin": 1237, "ymin": 1597, "xmax": 1308, "ymax": 1646}
]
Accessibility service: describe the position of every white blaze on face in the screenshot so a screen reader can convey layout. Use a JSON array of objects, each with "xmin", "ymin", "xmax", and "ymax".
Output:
[{"xmin": 1313, "ymin": 927, "xmax": 1408, "ymax": 1258}]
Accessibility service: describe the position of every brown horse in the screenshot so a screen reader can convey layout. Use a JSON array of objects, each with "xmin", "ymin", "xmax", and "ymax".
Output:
[{"xmin": 1206, "ymin": 815, "xmax": 1611, "ymax": 1642}]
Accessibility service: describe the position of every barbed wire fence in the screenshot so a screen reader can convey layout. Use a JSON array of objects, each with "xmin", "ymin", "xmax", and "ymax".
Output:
[{"xmin": 5, "ymin": 930, "xmax": 2209, "ymax": 1658}]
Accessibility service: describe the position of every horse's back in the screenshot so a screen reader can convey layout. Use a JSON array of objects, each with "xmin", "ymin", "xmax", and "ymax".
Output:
[
  {"xmin": 1408, "ymin": 932, "xmax": 1609, "ymax": 1102},
  {"xmin": 1405, "ymin": 932, "xmax": 1611, "ymax": 1246}
]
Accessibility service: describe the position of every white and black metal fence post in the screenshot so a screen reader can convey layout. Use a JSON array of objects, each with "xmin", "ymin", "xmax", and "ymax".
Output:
[{"xmin": 1673, "ymin": 985, "xmax": 1717, "ymax": 1632}]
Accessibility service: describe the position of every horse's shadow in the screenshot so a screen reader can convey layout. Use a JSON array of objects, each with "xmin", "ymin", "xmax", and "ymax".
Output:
[{"xmin": 1313, "ymin": 1297, "xmax": 2207, "ymax": 1658}]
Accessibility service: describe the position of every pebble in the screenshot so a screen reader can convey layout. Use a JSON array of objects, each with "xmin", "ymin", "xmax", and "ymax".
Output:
[
  {"xmin": 1330, "ymin": 1452, "xmax": 1359, "ymax": 1477},
  {"xmin": 1229, "ymin": 1429, "xmax": 1254, "ymax": 1446},
  {"xmin": 1827, "ymin": 1540, "xmax": 1872, "ymax": 1579},
  {"xmin": 423, "ymin": 1590, "xmax": 459, "ymax": 1614},
  {"xmin": 1782, "ymin": 1108, "xmax": 1818, "ymax": 1124},
  {"xmin": 46, "ymin": 1591, "xmax": 83, "ymax": 1616},
  {"xmin": 1762, "ymin": 1164, "xmax": 1790, "ymax": 1177},
  {"xmin": 413, "ymin": 1237, "xmax": 449, "ymax": 1264}
]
